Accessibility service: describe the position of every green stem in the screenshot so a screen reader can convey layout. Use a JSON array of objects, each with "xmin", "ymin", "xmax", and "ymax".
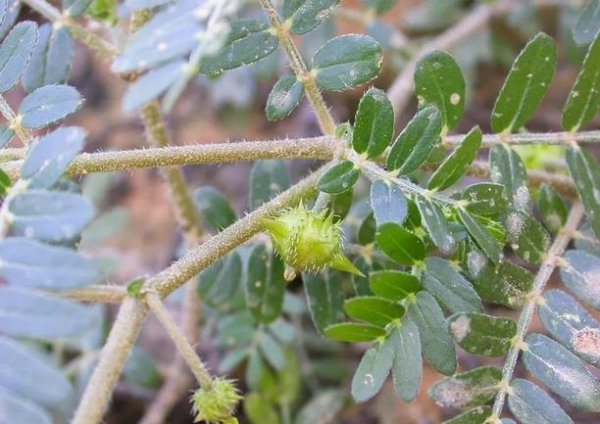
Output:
[
  {"xmin": 146, "ymin": 293, "xmax": 213, "ymax": 388},
  {"xmin": 258, "ymin": 0, "xmax": 337, "ymax": 135},
  {"xmin": 445, "ymin": 130, "xmax": 600, "ymax": 148},
  {"xmin": 146, "ymin": 163, "xmax": 330, "ymax": 297},
  {"xmin": 1, "ymin": 136, "xmax": 334, "ymax": 179},
  {"xmin": 71, "ymin": 298, "xmax": 148, "ymax": 424},
  {"xmin": 487, "ymin": 202, "xmax": 585, "ymax": 423},
  {"xmin": 60, "ymin": 285, "xmax": 127, "ymax": 303},
  {"xmin": 72, "ymin": 164, "xmax": 330, "ymax": 423},
  {"xmin": 359, "ymin": 159, "xmax": 456, "ymax": 206}
]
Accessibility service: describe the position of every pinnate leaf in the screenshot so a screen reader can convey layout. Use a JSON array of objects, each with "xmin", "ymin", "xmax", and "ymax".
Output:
[
  {"xmin": 352, "ymin": 87, "xmax": 394, "ymax": 158},
  {"xmin": 449, "ymin": 312, "xmax": 516, "ymax": 357},
  {"xmin": 562, "ymin": 31, "xmax": 600, "ymax": 131},
  {"xmin": 428, "ymin": 127, "xmax": 482, "ymax": 191},
  {"xmin": 0, "ymin": 22, "xmax": 38, "ymax": 93},
  {"xmin": 387, "ymin": 106, "xmax": 442, "ymax": 174},
  {"xmin": 313, "ymin": 34, "xmax": 383, "ymax": 90},
  {"xmin": 491, "ymin": 33, "xmax": 556, "ymax": 133},
  {"xmin": 19, "ymin": 85, "xmax": 83, "ymax": 129},
  {"xmin": 414, "ymin": 50, "xmax": 465, "ymax": 130},
  {"xmin": 265, "ymin": 75, "xmax": 305, "ymax": 121}
]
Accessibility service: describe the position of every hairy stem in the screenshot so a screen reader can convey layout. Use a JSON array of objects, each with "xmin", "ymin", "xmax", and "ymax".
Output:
[
  {"xmin": 488, "ymin": 202, "xmax": 585, "ymax": 422},
  {"xmin": 146, "ymin": 293, "xmax": 213, "ymax": 388},
  {"xmin": 258, "ymin": 0, "xmax": 337, "ymax": 135},
  {"xmin": 146, "ymin": 163, "xmax": 329, "ymax": 297},
  {"xmin": 60, "ymin": 285, "xmax": 127, "ymax": 303},
  {"xmin": 1, "ymin": 136, "xmax": 335, "ymax": 179},
  {"xmin": 20, "ymin": 0, "xmax": 117, "ymax": 58},
  {"xmin": 445, "ymin": 130, "xmax": 600, "ymax": 147},
  {"xmin": 72, "ymin": 164, "xmax": 329, "ymax": 423},
  {"xmin": 71, "ymin": 298, "xmax": 148, "ymax": 424}
]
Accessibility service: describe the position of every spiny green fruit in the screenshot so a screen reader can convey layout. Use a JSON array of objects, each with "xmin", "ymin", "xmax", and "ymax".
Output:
[
  {"xmin": 262, "ymin": 204, "xmax": 363, "ymax": 279},
  {"xmin": 192, "ymin": 378, "xmax": 242, "ymax": 424}
]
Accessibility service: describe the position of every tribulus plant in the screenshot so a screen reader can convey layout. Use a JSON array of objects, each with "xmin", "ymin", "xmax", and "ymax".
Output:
[{"xmin": 0, "ymin": 0, "xmax": 600, "ymax": 423}]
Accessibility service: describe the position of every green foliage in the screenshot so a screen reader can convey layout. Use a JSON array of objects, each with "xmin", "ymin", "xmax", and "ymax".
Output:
[
  {"xmin": 351, "ymin": 87, "xmax": 394, "ymax": 158},
  {"xmin": 387, "ymin": 106, "xmax": 442, "ymax": 174},
  {"xmin": 312, "ymin": 34, "xmax": 383, "ymax": 90},
  {"xmin": 266, "ymin": 75, "xmax": 305, "ymax": 121},
  {"xmin": 491, "ymin": 33, "xmax": 556, "ymax": 134},
  {"xmin": 414, "ymin": 50, "xmax": 465, "ymax": 130}
]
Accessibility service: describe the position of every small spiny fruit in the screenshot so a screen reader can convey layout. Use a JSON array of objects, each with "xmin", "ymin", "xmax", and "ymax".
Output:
[
  {"xmin": 191, "ymin": 378, "xmax": 242, "ymax": 424},
  {"xmin": 262, "ymin": 203, "xmax": 364, "ymax": 280}
]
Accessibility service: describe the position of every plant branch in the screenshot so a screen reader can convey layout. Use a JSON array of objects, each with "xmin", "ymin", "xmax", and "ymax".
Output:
[
  {"xmin": 2, "ymin": 136, "xmax": 335, "ymax": 179},
  {"xmin": 387, "ymin": 0, "xmax": 514, "ymax": 117},
  {"xmin": 445, "ymin": 130, "xmax": 600, "ymax": 147},
  {"xmin": 72, "ymin": 164, "xmax": 329, "ymax": 423},
  {"xmin": 59, "ymin": 285, "xmax": 127, "ymax": 303},
  {"xmin": 259, "ymin": 0, "xmax": 337, "ymax": 135},
  {"xmin": 20, "ymin": 0, "xmax": 118, "ymax": 58},
  {"xmin": 466, "ymin": 160, "xmax": 577, "ymax": 198},
  {"xmin": 146, "ymin": 293, "xmax": 213, "ymax": 388},
  {"xmin": 487, "ymin": 202, "xmax": 585, "ymax": 423},
  {"xmin": 72, "ymin": 298, "xmax": 148, "ymax": 424},
  {"xmin": 146, "ymin": 163, "xmax": 329, "ymax": 297}
]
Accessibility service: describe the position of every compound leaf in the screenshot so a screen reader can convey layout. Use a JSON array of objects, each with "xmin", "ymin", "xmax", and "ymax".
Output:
[
  {"xmin": 428, "ymin": 126, "xmax": 482, "ymax": 191},
  {"xmin": 370, "ymin": 179, "xmax": 408, "ymax": 226},
  {"xmin": 408, "ymin": 291, "xmax": 456, "ymax": 375},
  {"xmin": 317, "ymin": 160, "xmax": 360, "ymax": 195},
  {"xmin": 449, "ymin": 312, "xmax": 516, "ymax": 357},
  {"xmin": 429, "ymin": 366, "xmax": 502, "ymax": 409},
  {"xmin": 387, "ymin": 106, "xmax": 442, "ymax": 174},
  {"xmin": 414, "ymin": 50, "xmax": 465, "ymax": 130},
  {"xmin": 0, "ymin": 238, "xmax": 99, "ymax": 289},
  {"xmin": 523, "ymin": 333, "xmax": 600, "ymax": 412},
  {"xmin": 352, "ymin": 87, "xmax": 394, "ymax": 158},
  {"xmin": 343, "ymin": 296, "xmax": 405, "ymax": 327},
  {"xmin": 282, "ymin": 0, "xmax": 339, "ymax": 35},
  {"xmin": 23, "ymin": 23, "xmax": 73, "ymax": 93},
  {"xmin": 265, "ymin": 74, "xmax": 305, "ymax": 121},
  {"xmin": 491, "ymin": 33, "xmax": 556, "ymax": 133},
  {"xmin": 194, "ymin": 186, "xmax": 237, "ymax": 231},
  {"xmin": 0, "ymin": 21, "xmax": 38, "ymax": 93},
  {"xmin": 390, "ymin": 319, "xmax": 422, "ymax": 402},
  {"xmin": 377, "ymin": 222, "xmax": 425, "ymax": 265},
  {"xmin": 21, "ymin": 127, "xmax": 86, "ymax": 189},
  {"xmin": 423, "ymin": 257, "xmax": 482, "ymax": 314},
  {"xmin": 508, "ymin": 379, "xmax": 574, "ymax": 424},
  {"xmin": 560, "ymin": 249, "xmax": 600, "ymax": 310},
  {"xmin": 19, "ymin": 84, "xmax": 83, "ymax": 129},
  {"xmin": 539, "ymin": 289, "xmax": 600, "ymax": 368},
  {"xmin": 562, "ymin": 31, "xmax": 600, "ymax": 131},
  {"xmin": 313, "ymin": 34, "xmax": 383, "ymax": 90},
  {"xmin": 351, "ymin": 339, "xmax": 393, "ymax": 402}
]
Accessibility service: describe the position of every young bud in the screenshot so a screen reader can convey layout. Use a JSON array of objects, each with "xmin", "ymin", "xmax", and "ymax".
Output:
[{"xmin": 262, "ymin": 204, "xmax": 363, "ymax": 277}]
